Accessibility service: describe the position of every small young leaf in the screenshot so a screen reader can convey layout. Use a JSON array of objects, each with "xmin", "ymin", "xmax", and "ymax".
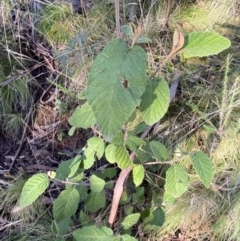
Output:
[
  {"xmin": 140, "ymin": 78, "xmax": 170, "ymax": 125},
  {"xmin": 143, "ymin": 141, "xmax": 169, "ymax": 161},
  {"xmin": 111, "ymin": 131, "xmax": 124, "ymax": 146},
  {"xmin": 83, "ymin": 137, "xmax": 105, "ymax": 169},
  {"xmin": 164, "ymin": 164, "xmax": 188, "ymax": 201},
  {"xmin": 73, "ymin": 225, "xmax": 113, "ymax": 241},
  {"xmin": 55, "ymin": 155, "xmax": 82, "ymax": 180},
  {"xmin": 115, "ymin": 145, "xmax": 133, "ymax": 169},
  {"xmin": 76, "ymin": 185, "xmax": 88, "ymax": 202},
  {"xmin": 181, "ymin": 31, "xmax": 231, "ymax": 58},
  {"xmin": 121, "ymin": 213, "xmax": 140, "ymax": 230},
  {"xmin": 191, "ymin": 151, "xmax": 214, "ymax": 188},
  {"xmin": 86, "ymin": 190, "xmax": 106, "ymax": 212},
  {"xmin": 121, "ymin": 25, "xmax": 133, "ymax": 38},
  {"xmin": 146, "ymin": 207, "xmax": 165, "ymax": 229},
  {"xmin": 68, "ymin": 103, "xmax": 96, "ymax": 128},
  {"xmin": 136, "ymin": 35, "xmax": 152, "ymax": 44},
  {"xmin": 68, "ymin": 126, "xmax": 76, "ymax": 136},
  {"xmin": 105, "ymin": 144, "xmax": 117, "ymax": 164},
  {"xmin": 124, "ymin": 205, "xmax": 134, "ymax": 215},
  {"xmin": 103, "ymin": 168, "xmax": 117, "ymax": 178},
  {"xmin": 52, "ymin": 218, "xmax": 72, "ymax": 236},
  {"xmin": 121, "ymin": 234, "xmax": 138, "ymax": 241},
  {"xmin": 90, "ymin": 174, "xmax": 105, "ymax": 192},
  {"xmin": 126, "ymin": 136, "xmax": 146, "ymax": 152},
  {"xmin": 79, "ymin": 211, "xmax": 91, "ymax": 226},
  {"xmin": 132, "ymin": 165, "xmax": 145, "ymax": 187},
  {"xmin": 133, "ymin": 123, "xmax": 149, "ymax": 135},
  {"xmin": 19, "ymin": 173, "xmax": 49, "ymax": 207},
  {"xmin": 53, "ymin": 187, "xmax": 80, "ymax": 222}
]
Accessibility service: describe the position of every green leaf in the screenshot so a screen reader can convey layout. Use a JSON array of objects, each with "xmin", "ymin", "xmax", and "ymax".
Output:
[
  {"xmin": 52, "ymin": 218, "xmax": 71, "ymax": 236},
  {"xmin": 121, "ymin": 25, "xmax": 133, "ymax": 38},
  {"xmin": 115, "ymin": 145, "xmax": 133, "ymax": 169},
  {"xmin": 79, "ymin": 211, "xmax": 91, "ymax": 226},
  {"xmin": 181, "ymin": 31, "xmax": 231, "ymax": 58},
  {"xmin": 76, "ymin": 185, "xmax": 88, "ymax": 202},
  {"xmin": 68, "ymin": 103, "xmax": 96, "ymax": 129},
  {"xmin": 105, "ymin": 144, "xmax": 117, "ymax": 164},
  {"xmin": 86, "ymin": 39, "xmax": 147, "ymax": 141},
  {"xmin": 68, "ymin": 126, "xmax": 76, "ymax": 136},
  {"xmin": 83, "ymin": 137, "xmax": 105, "ymax": 169},
  {"xmin": 111, "ymin": 131, "xmax": 124, "ymax": 146},
  {"xmin": 136, "ymin": 35, "xmax": 152, "ymax": 44},
  {"xmin": 191, "ymin": 151, "xmax": 214, "ymax": 188},
  {"xmin": 146, "ymin": 207, "xmax": 165, "ymax": 229},
  {"xmin": 19, "ymin": 173, "xmax": 49, "ymax": 207},
  {"xmin": 53, "ymin": 187, "xmax": 80, "ymax": 222},
  {"xmin": 140, "ymin": 78, "xmax": 170, "ymax": 125},
  {"xmin": 73, "ymin": 226, "xmax": 113, "ymax": 241},
  {"xmin": 132, "ymin": 165, "xmax": 145, "ymax": 187},
  {"xmin": 90, "ymin": 174, "xmax": 105, "ymax": 192},
  {"xmin": 86, "ymin": 190, "xmax": 106, "ymax": 212},
  {"xmin": 55, "ymin": 156, "xmax": 82, "ymax": 180},
  {"xmin": 126, "ymin": 136, "xmax": 146, "ymax": 153},
  {"xmin": 143, "ymin": 141, "xmax": 170, "ymax": 161},
  {"xmin": 121, "ymin": 234, "xmax": 138, "ymax": 241},
  {"xmin": 103, "ymin": 168, "xmax": 117, "ymax": 179},
  {"xmin": 164, "ymin": 164, "xmax": 188, "ymax": 202},
  {"xmin": 121, "ymin": 213, "xmax": 140, "ymax": 229},
  {"xmin": 133, "ymin": 123, "xmax": 149, "ymax": 135}
]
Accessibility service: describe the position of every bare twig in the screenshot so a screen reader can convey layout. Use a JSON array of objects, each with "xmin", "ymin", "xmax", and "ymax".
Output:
[
  {"xmin": 161, "ymin": 0, "xmax": 172, "ymax": 30},
  {"xmin": 115, "ymin": 0, "xmax": 122, "ymax": 39}
]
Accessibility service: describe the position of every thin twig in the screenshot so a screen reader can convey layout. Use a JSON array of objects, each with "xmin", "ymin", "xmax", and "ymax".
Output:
[{"xmin": 115, "ymin": 0, "xmax": 122, "ymax": 39}]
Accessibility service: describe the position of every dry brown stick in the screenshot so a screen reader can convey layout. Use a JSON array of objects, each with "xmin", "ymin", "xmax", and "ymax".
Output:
[
  {"xmin": 115, "ymin": 0, "xmax": 122, "ymax": 38},
  {"xmin": 162, "ymin": 0, "xmax": 172, "ymax": 30}
]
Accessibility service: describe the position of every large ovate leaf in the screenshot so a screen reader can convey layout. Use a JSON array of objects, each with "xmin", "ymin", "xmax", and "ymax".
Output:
[
  {"xmin": 19, "ymin": 173, "xmax": 49, "ymax": 207},
  {"xmin": 164, "ymin": 164, "xmax": 188, "ymax": 202},
  {"xmin": 191, "ymin": 151, "xmax": 214, "ymax": 188},
  {"xmin": 140, "ymin": 78, "xmax": 170, "ymax": 125},
  {"xmin": 180, "ymin": 32, "xmax": 231, "ymax": 58},
  {"xmin": 68, "ymin": 103, "xmax": 95, "ymax": 129},
  {"xmin": 115, "ymin": 145, "xmax": 133, "ymax": 169},
  {"xmin": 86, "ymin": 190, "xmax": 106, "ymax": 212},
  {"xmin": 73, "ymin": 225, "xmax": 113, "ymax": 241},
  {"xmin": 86, "ymin": 39, "xmax": 147, "ymax": 141},
  {"xmin": 121, "ymin": 213, "xmax": 140, "ymax": 229},
  {"xmin": 53, "ymin": 187, "xmax": 80, "ymax": 222},
  {"xmin": 90, "ymin": 174, "xmax": 105, "ymax": 192},
  {"xmin": 132, "ymin": 165, "xmax": 145, "ymax": 187},
  {"xmin": 83, "ymin": 137, "xmax": 105, "ymax": 169}
]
